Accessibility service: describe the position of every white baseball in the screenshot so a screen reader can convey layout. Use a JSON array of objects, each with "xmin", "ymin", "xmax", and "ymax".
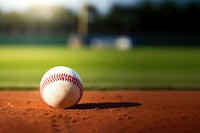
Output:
[{"xmin": 40, "ymin": 66, "xmax": 83, "ymax": 108}]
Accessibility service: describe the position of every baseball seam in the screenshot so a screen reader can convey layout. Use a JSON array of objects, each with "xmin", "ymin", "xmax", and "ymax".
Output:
[{"xmin": 40, "ymin": 73, "xmax": 83, "ymax": 107}]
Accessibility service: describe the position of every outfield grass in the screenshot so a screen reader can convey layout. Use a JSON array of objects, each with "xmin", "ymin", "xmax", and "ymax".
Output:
[{"xmin": 0, "ymin": 45, "xmax": 200, "ymax": 90}]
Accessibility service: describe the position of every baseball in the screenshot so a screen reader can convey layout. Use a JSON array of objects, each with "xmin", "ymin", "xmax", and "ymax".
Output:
[{"xmin": 40, "ymin": 66, "xmax": 83, "ymax": 108}]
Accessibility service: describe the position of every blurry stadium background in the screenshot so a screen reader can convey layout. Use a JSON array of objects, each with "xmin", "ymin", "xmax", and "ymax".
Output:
[
  {"xmin": 0, "ymin": 0, "xmax": 199, "ymax": 45},
  {"xmin": 0, "ymin": 0, "xmax": 200, "ymax": 90}
]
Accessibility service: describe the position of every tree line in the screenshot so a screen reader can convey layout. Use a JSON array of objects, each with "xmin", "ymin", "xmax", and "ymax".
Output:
[{"xmin": 0, "ymin": 1, "xmax": 199, "ymax": 35}]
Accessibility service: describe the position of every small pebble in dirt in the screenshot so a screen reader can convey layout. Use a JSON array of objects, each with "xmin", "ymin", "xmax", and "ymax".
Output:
[
  {"xmin": 58, "ymin": 114, "xmax": 62, "ymax": 118},
  {"xmin": 43, "ymin": 112, "xmax": 49, "ymax": 116},
  {"xmin": 94, "ymin": 107, "xmax": 99, "ymax": 111},
  {"xmin": 128, "ymin": 116, "xmax": 133, "ymax": 119},
  {"xmin": 8, "ymin": 103, "xmax": 14, "ymax": 107},
  {"xmin": 118, "ymin": 117, "xmax": 123, "ymax": 121},
  {"xmin": 22, "ymin": 111, "xmax": 27, "ymax": 115},
  {"xmin": 27, "ymin": 101, "xmax": 31, "ymax": 104},
  {"xmin": 51, "ymin": 114, "xmax": 56, "ymax": 118},
  {"xmin": 82, "ymin": 117, "xmax": 86, "ymax": 120},
  {"xmin": 72, "ymin": 119, "xmax": 77, "ymax": 123}
]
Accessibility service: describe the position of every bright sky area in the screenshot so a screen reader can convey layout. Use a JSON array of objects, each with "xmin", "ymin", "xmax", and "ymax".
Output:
[
  {"xmin": 0, "ymin": 0, "xmax": 133, "ymax": 14},
  {"xmin": 0, "ymin": 0, "xmax": 198, "ymax": 14}
]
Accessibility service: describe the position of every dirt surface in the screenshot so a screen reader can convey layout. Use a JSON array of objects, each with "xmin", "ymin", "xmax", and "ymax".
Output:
[{"xmin": 0, "ymin": 90, "xmax": 200, "ymax": 133}]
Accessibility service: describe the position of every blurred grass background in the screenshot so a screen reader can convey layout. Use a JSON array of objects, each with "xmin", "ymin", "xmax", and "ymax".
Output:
[
  {"xmin": 0, "ymin": 0, "xmax": 200, "ymax": 90},
  {"xmin": 0, "ymin": 45, "xmax": 200, "ymax": 90}
]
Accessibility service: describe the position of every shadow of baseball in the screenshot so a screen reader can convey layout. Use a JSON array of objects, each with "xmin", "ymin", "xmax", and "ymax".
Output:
[{"xmin": 70, "ymin": 102, "xmax": 142, "ymax": 110}]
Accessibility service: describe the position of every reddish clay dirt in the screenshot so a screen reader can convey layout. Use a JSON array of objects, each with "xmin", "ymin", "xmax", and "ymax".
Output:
[{"xmin": 0, "ymin": 90, "xmax": 200, "ymax": 133}]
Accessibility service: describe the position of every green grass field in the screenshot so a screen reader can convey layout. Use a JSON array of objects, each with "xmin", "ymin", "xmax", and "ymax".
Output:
[{"xmin": 0, "ymin": 45, "xmax": 200, "ymax": 90}]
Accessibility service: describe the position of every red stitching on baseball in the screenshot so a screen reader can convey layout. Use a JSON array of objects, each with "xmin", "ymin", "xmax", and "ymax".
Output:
[{"xmin": 40, "ymin": 73, "xmax": 83, "ymax": 104}]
